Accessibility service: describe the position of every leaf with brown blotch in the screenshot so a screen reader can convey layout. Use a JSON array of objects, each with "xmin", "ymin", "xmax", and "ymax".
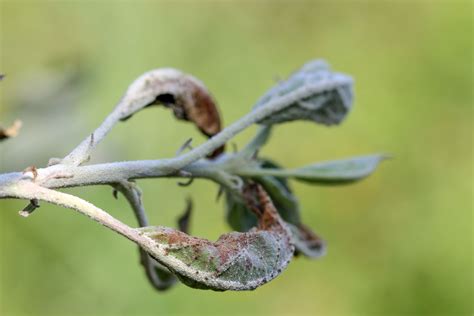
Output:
[
  {"xmin": 0, "ymin": 120, "xmax": 22, "ymax": 141},
  {"xmin": 118, "ymin": 69, "xmax": 224, "ymax": 158},
  {"xmin": 136, "ymin": 184, "xmax": 294, "ymax": 291},
  {"xmin": 225, "ymin": 159, "xmax": 327, "ymax": 259}
]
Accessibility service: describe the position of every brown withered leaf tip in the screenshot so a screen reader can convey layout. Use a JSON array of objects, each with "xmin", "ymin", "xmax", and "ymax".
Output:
[
  {"xmin": 154, "ymin": 72, "xmax": 224, "ymax": 158},
  {"xmin": 121, "ymin": 69, "xmax": 225, "ymax": 158}
]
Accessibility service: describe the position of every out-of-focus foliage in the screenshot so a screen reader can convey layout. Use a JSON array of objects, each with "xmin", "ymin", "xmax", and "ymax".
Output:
[{"xmin": 0, "ymin": 1, "xmax": 472, "ymax": 315}]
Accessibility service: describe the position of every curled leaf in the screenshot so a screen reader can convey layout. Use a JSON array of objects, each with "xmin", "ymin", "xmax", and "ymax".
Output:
[
  {"xmin": 0, "ymin": 120, "xmax": 22, "ymax": 141},
  {"xmin": 137, "ymin": 184, "xmax": 294, "ymax": 291},
  {"xmin": 118, "ymin": 68, "xmax": 224, "ymax": 158},
  {"xmin": 253, "ymin": 59, "xmax": 353, "ymax": 126}
]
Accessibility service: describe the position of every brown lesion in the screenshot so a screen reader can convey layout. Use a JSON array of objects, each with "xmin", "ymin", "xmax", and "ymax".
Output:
[
  {"xmin": 162, "ymin": 229, "xmax": 193, "ymax": 246},
  {"xmin": 243, "ymin": 183, "xmax": 283, "ymax": 230},
  {"xmin": 141, "ymin": 184, "xmax": 293, "ymax": 288},
  {"xmin": 134, "ymin": 72, "xmax": 225, "ymax": 159}
]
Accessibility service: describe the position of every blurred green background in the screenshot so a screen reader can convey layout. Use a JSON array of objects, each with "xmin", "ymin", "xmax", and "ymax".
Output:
[{"xmin": 0, "ymin": 1, "xmax": 472, "ymax": 315}]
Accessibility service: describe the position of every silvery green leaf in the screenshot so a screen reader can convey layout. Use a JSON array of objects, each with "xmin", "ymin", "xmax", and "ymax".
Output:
[
  {"xmin": 137, "ymin": 185, "xmax": 294, "ymax": 291},
  {"xmin": 253, "ymin": 59, "xmax": 353, "ymax": 126},
  {"xmin": 292, "ymin": 155, "xmax": 387, "ymax": 184}
]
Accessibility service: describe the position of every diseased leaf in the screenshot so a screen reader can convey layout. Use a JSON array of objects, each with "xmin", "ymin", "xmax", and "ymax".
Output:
[
  {"xmin": 255, "ymin": 160, "xmax": 301, "ymax": 225},
  {"xmin": 137, "ymin": 184, "xmax": 294, "ymax": 291},
  {"xmin": 225, "ymin": 160, "xmax": 326, "ymax": 259},
  {"xmin": 253, "ymin": 59, "xmax": 353, "ymax": 126},
  {"xmin": 291, "ymin": 155, "xmax": 387, "ymax": 184},
  {"xmin": 225, "ymin": 160, "xmax": 299, "ymax": 232},
  {"xmin": 118, "ymin": 68, "xmax": 224, "ymax": 158}
]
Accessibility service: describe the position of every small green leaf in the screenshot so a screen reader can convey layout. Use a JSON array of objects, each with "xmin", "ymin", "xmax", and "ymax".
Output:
[
  {"xmin": 253, "ymin": 59, "xmax": 353, "ymax": 126},
  {"xmin": 292, "ymin": 154, "xmax": 387, "ymax": 184}
]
